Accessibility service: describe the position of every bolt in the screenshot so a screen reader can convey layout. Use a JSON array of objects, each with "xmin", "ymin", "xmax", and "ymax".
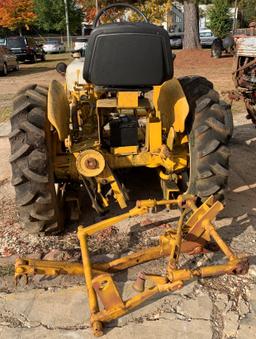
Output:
[
  {"xmin": 192, "ymin": 246, "xmax": 203, "ymax": 255},
  {"xmin": 133, "ymin": 271, "xmax": 146, "ymax": 292},
  {"xmin": 85, "ymin": 157, "xmax": 98, "ymax": 169},
  {"xmin": 15, "ymin": 267, "xmax": 24, "ymax": 274}
]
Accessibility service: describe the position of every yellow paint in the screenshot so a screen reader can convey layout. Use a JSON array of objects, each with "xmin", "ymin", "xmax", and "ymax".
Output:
[
  {"xmin": 48, "ymin": 80, "xmax": 70, "ymax": 141},
  {"xmin": 180, "ymin": 134, "xmax": 189, "ymax": 144},
  {"xmin": 92, "ymin": 274, "xmax": 124, "ymax": 310},
  {"xmin": 51, "ymin": 77, "xmax": 189, "ymax": 206},
  {"xmin": 76, "ymin": 149, "xmax": 105, "ymax": 177},
  {"xmin": 167, "ymin": 126, "xmax": 175, "ymax": 150},
  {"xmin": 153, "ymin": 78, "xmax": 189, "ymax": 133},
  {"xmin": 148, "ymin": 119, "xmax": 162, "ymax": 152},
  {"xmin": 111, "ymin": 146, "xmax": 138, "ymax": 155},
  {"xmin": 104, "ymin": 151, "xmax": 174, "ymax": 171},
  {"xmin": 117, "ymin": 91, "xmax": 139, "ymax": 108},
  {"xmin": 96, "ymin": 165, "xmax": 127, "ymax": 209}
]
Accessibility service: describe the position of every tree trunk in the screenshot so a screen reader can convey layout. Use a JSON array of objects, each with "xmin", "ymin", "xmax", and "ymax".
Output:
[{"xmin": 183, "ymin": 1, "xmax": 201, "ymax": 49}]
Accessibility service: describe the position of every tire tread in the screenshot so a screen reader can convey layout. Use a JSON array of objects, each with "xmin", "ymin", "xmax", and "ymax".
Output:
[
  {"xmin": 179, "ymin": 76, "xmax": 232, "ymax": 201},
  {"xmin": 9, "ymin": 84, "xmax": 62, "ymax": 234}
]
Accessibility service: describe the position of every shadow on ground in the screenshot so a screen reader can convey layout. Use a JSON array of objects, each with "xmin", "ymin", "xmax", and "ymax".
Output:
[
  {"xmin": 8, "ymin": 66, "xmax": 57, "ymax": 76},
  {"xmin": 218, "ymin": 123, "xmax": 256, "ymax": 238}
]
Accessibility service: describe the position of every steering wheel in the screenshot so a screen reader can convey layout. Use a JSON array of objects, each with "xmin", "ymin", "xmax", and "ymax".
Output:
[{"xmin": 93, "ymin": 3, "xmax": 148, "ymax": 28}]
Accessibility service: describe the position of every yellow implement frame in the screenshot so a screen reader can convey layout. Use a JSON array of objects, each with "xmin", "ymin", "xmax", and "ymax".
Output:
[{"xmin": 15, "ymin": 195, "xmax": 249, "ymax": 337}]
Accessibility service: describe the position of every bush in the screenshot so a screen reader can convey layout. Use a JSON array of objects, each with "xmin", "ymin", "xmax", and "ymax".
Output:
[{"xmin": 207, "ymin": 0, "xmax": 232, "ymax": 38}]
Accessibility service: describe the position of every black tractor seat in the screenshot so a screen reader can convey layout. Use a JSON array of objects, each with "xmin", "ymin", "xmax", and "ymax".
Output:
[{"xmin": 83, "ymin": 22, "xmax": 173, "ymax": 89}]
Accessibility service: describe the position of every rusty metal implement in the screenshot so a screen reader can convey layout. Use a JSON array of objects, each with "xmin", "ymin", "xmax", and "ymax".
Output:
[{"xmin": 230, "ymin": 36, "xmax": 256, "ymax": 124}]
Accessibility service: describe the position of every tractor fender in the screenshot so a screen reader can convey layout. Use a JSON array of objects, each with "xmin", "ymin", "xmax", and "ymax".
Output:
[
  {"xmin": 153, "ymin": 78, "xmax": 189, "ymax": 133},
  {"xmin": 48, "ymin": 80, "xmax": 70, "ymax": 141}
]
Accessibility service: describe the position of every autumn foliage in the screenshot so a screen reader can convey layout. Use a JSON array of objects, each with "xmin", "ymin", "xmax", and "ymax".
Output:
[
  {"xmin": 0, "ymin": 0, "xmax": 37, "ymax": 31},
  {"xmin": 85, "ymin": 7, "xmax": 97, "ymax": 24}
]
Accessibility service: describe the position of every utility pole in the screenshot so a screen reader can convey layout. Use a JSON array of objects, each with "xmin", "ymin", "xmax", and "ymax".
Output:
[
  {"xmin": 64, "ymin": 0, "xmax": 71, "ymax": 50},
  {"xmin": 232, "ymin": 0, "xmax": 238, "ymax": 34},
  {"xmin": 96, "ymin": 0, "xmax": 99, "ymax": 15}
]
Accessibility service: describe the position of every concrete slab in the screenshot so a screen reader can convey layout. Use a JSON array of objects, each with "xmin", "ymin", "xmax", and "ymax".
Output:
[
  {"xmin": 0, "ymin": 283, "xmax": 214, "ymax": 339},
  {"xmin": 0, "ymin": 318, "xmax": 212, "ymax": 339},
  {"xmin": 1, "ymin": 287, "xmax": 90, "ymax": 329}
]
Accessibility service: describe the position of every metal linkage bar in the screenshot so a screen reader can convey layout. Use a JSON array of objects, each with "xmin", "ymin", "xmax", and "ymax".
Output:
[
  {"xmin": 15, "ymin": 195, "xmax": 249, "ymax": 337},
  {"xmin": 77, "ymin": 197, "xmax": 180, "ymax": 237}
]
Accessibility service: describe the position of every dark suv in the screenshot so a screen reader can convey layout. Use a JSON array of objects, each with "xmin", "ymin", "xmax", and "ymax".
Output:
[{"xmin": 0, "ymin": 36, "xmax": 45, "ymax": 62}]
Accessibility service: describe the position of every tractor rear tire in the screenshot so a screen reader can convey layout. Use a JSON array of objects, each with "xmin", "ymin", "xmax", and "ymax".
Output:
[
  {"xmin": 179, "ymin": 76, "xmax": 233, "ymax": 201},
  {"xmin": 9, "ymin": 84, "xmax": 63, "ymax": 234}
]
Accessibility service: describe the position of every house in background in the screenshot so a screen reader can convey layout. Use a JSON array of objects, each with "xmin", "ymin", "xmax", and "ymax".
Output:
[
  {"xmin": 168, "ymin": 2, "xmax": 235, "ymax": 33},
  {"xmin": 168, "ymin": 2, "xmax": 183, "ymax": 32}
]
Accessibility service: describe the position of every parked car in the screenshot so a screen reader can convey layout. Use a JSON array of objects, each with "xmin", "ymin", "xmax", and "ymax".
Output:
[
  {"xmin": 74, "ymin": 36, "xmax": 89, "ymax": 51},
  {"xmin": 169, "ymin": 34, "xmax": 183, "ymax": 49},
  {"xmin": 200, "ymin": 29, "xmax": 216, "ymax": 47},
  {"xmin": 43, "ymin": 40, "xmax": 65, "ymax": 54},
  {"xmin": 0, "ymin": 36, "xmax": 45, "ymax": 62},
  {"xmin": 0, "ymin": 46, "xmax": 19, "ymax": 75}
]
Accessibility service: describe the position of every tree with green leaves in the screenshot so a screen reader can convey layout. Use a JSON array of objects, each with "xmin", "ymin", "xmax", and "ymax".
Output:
[
  {"xmin": 238, "ymin": 0, "xmax": 256, "ymax": 27},
  {"xmin": 207, "ymin": 0, "xmax": 232, "ymax": 38},
  {"xmin": 34, "ymin": 0, "xmax": 83, "ymax": 34}
]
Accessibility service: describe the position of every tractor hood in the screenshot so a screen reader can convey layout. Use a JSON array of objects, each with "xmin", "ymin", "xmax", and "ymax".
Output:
[{"xmin": 66, "ymin": 57, "xmax": 87, "ymax": 92}]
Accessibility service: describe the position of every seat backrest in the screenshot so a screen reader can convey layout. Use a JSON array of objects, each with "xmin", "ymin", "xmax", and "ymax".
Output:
[{"xmin": 83, "ymin": 22, "xmax": 173, "ymax": 88}]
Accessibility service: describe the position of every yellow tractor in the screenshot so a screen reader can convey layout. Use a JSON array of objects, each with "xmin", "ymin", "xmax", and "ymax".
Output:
[
  {"xmin": 9, "ymin": 3, "xmax": 232, "ymax": 235},
  {"xmin": 12, "ymin": 4, "xmax": 249, "ymax": 337}
]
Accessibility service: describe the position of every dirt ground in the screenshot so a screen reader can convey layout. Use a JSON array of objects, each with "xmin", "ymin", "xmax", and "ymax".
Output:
[
  {"xmin": 0, "ymin": 53, "xmax": 71, "ymax": 123},
  {"xmin": 0, "ymin": 50, "xmax": 256, "ymax": 339}
]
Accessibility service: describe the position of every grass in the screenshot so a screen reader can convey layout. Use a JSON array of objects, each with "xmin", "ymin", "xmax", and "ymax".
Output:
[
  {"xmin": 0, "ymin": 94, "xmax": 13, "ymax": 123},
  {"xmin": 28, "ymin": 52, "xmax": 72, "ymax": 69},
  {"xmin": 0, "ymin": 264, "xmax": 14, "ymax": 277},
  {"xmin": 0, "ymin": 106, "xmax": 11, "ymax": 123},
  {"xmin": 0, "ymin": 53, "xmax": 72, "ymax": 123},
  {"xmin": 0, "ymin": 93, "xmax": 14, "ymax": 102},
  {"xmin": 4, "ymin": 53, "xmax": 74, "ymax": 79}
]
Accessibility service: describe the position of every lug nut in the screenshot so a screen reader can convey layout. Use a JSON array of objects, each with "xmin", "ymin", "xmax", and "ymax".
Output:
[{"xmin": 85, "ymin": 157, "xmax": 98, "ymax": 169}]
